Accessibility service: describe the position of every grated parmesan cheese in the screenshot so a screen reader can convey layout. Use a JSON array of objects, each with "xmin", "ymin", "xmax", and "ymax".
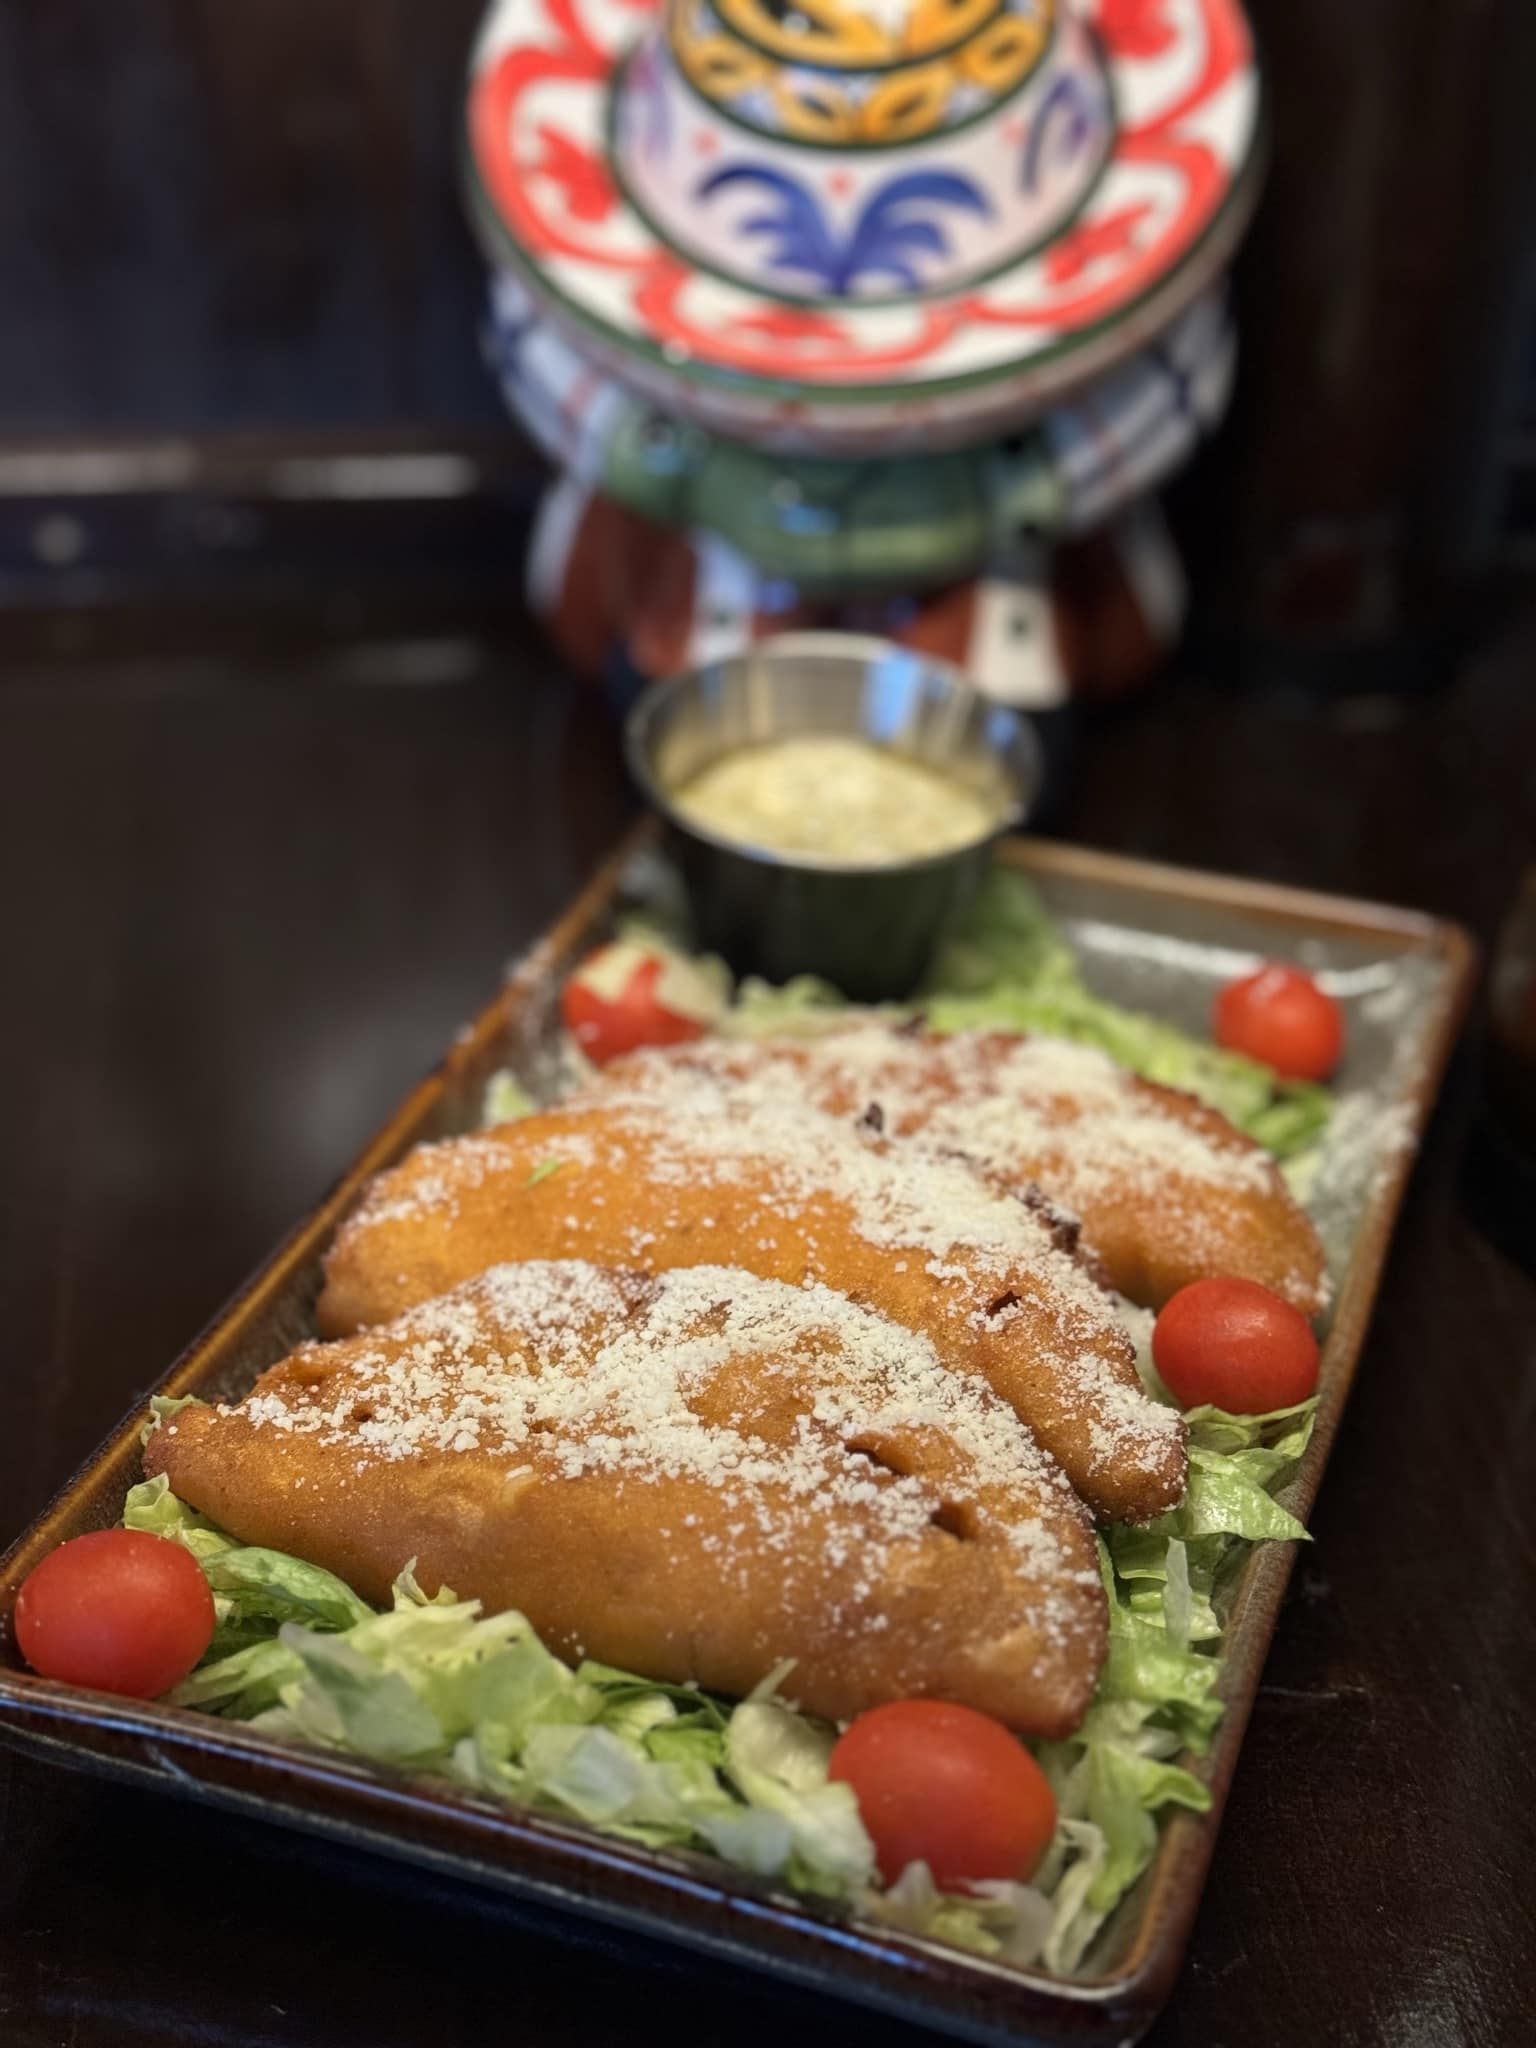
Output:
[{"xmin": 237, "ymin": 1261, "xmax": 1103, "ymax": 1637}]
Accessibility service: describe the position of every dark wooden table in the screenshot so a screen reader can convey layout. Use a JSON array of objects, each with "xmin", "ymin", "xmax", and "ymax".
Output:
[{"xmin": 2, "ymin": 608, "xmax": 1533, "ymax": 2048}]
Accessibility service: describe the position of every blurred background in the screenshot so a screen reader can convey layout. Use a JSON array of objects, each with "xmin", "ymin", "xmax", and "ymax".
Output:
[
  {"xmin": 0, "ymin": 0, "xmax": 1531, "ymax": 661},
  {"xmin": 2, "ymin": 8, "xmax": 1535, "ymax": 2043}
]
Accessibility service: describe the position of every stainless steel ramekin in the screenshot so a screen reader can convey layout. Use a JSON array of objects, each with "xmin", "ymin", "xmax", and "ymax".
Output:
[{"xmin": 624, "ymin": 633, "xmax": 1041, "ymax": 1000}]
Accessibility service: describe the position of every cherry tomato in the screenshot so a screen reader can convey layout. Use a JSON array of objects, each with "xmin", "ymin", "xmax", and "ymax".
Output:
[
  {"xmin": 559, "ymin": 942, "xmax": 724, "ymax": 1067},
  {"xmin": 14, "ymin": 1529, "xmax": 215, "ymax": 1698},
  {"xmin": 1153, "ymin": 1276, "xmax": 1320, "ymax": 1413},
  {"xmin": 828, "ymin": 1699, "xmax": 1057, "ymax": 1889},
  {"xmin": 1213, "ymin": 963, "xmax": 1344, "ymax": 1081}
]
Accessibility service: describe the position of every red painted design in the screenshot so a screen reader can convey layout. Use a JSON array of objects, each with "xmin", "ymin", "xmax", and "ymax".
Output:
[
  {"xmin": 470, "ymin": 22, "xmax": 640, "ymax": 270},
  {"xmin": 528, "ymin": 125, "xmax": 615, "ymax": 222},
  {"xmin": 1096, "ymin": 0, "xmax": 1177, "ymax": 58},
  {"xmin": 634, "ymin": 267, "xmax": 959, "ymax": 376},
  {"xmin": 694, "ymin": 130, "xmax": 719, "ymax": 156},
  {"xmin": 732, "ymin": 305, "xmax": 853, "ymax": 345},
  {"xmin": 826, "ymin": 170, "xmax": 855, "ymax": 199},
  {"xmin": 964, "ymin": 135, "xmax": 1222, "ymax": 331},
  {"xmin": 1114, "ymin": 0, "xmax": 1250, "ymax": 139},
  {"xmin": 1044, "ymin": 203, "xmax": 1154, "ymax": 284},
  {"xmin": 468, "ymin": 0, "xmax": 1253, "ymax": 387}
]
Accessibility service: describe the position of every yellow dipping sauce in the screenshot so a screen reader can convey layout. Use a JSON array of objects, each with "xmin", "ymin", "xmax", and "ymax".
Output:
[{"xmin": 669, "ymin": 736, "xmax": 1001, "ymax": 866}]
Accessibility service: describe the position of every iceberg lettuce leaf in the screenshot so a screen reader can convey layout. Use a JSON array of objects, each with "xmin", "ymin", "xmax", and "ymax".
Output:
[
  {"xmin": 169, "ymin": 1636, "xmax": 305, "ymax": 1718},
  {"xmin": 201, "ymin": 1546, "xmax": 374, "ymax": 1637},
  {"xmin": 276, "ymin": 1626, "xmax": 447, "ymax": 1764},
  {"xmin": 723, "ymin": 1698, "xmax": 875, "ymax": 1892},
  {"xmin": 861, "ymin": 1859, "xmax": 1053, "ymax": 1964},
  {"xmin": 123, "ymin": 1472, "xmax": 240, "ymax": 1562},
  {"xmin": 728, "ymin": 973, "xmax": 852, "ymax": 1036},
  {"xmin": 482, "ymin": 1070, "xmax": 538, "ymax": 1126}
]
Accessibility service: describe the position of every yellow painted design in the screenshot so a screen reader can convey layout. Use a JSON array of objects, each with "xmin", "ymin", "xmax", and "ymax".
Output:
[
  {"xmin": 676, "ymin": 30, "xmax": 774, "ymax": 97},
  {"xmin": 770, "ymin": 75, "xmax": 860, "ymax": 139},
  {"xmin": 669, "ymin": 0, "xmax": 1056, "ymax": 142},
  {"xmin": 712, "ymin": 0, "xmax": 892, "ymax": 67},
  {"xmin": 706, "ymin": 0, "xmax": 1047, "ymax": 68},
  {"xmin": 907, "ymin": 0, "xmax": 1008, "ymax": 60},
  {"xmin": 861, "ymin": 65, "xmax": 955, "ymax": 141},
  {"xmin": 955, "ymin": 11, "xmax": 1048, "ymax": 91}
]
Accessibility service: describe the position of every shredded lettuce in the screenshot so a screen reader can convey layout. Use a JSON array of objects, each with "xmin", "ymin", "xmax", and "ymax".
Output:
[
  {"xmin": 720, "ymin": 1697, "xmax": 874, "ymax": 1894},
  {"xmin": 1031, "ymin": 1727, "xmax": 1209, "ymax": 1970},
  {"xmin": 863, "ymin": 1859, "xmax": 1053, "ymax": 1964},
  {"xmin": 133, "ymin": 1381, "xmax": 1313, "ymax": 1975},
  {"xmin": 1023, "ymin": 1393, "xmax": 1316, "ymax": 1967},
  {"xmin": 126, "ymin": 1472, "xmax": 372, "ymax": 1656},
  {"xmin": 198, "ymin": 1548, "xmax": 375, "ymax": 1654},
  {"xmin": 1161, "ymin": 1540, "xmax": 1194, "ymax": 1650},
  {"xmin": 123, "ymin": 1468, "xmax": 236, "ymax": 1559},
  {"xmin": 1094, "ymin": 1554, "xmax": 1224, "ymax": 1753},
  {"xmin": 728, "ymin": 974, "xmax": 862, "ymax": 1037},
  {"xmin": 168, "ymin": 1563, "xmax": 878, "ymax": 1887},
  {"xmin": 138, "ymin": 1392, "xmax": 204, "ymax": 1447},
  {"xmin": 483, "ymin": 1071, "xmax": 537, "ymax": 1125},
  {"xmin": 1117, "ymin": 1403, "xmax": 1315, "ymax": 1562}
]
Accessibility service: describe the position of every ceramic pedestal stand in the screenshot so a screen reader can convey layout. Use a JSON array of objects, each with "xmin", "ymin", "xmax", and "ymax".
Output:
[{"xmin": 464, "ymin": 0, "xmax": 1262, "ymax": 714}]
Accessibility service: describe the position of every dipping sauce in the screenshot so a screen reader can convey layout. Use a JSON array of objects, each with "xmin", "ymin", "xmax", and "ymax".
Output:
[{"xmin": 668, "ymin": 736, "xmax": 1002, "ymax": 866}]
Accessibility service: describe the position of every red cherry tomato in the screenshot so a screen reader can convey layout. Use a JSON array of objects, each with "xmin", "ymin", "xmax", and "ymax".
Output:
[
  {"xmin": 828, "ymin": 1699, "xmax": 1057, "ymax": 1889},
  {"xmin": 14, "ymin": 1529, "xmax": 215, "ymax": 1699},
  {"xmin": 1213, "ymin": 963, "xmax": 1344, "ymax": 1081},
  {"xmin": 559, "ymin": 942, "xmax": 723, "ymax": 1067},
  {"xmin": 1153, "ymin": 1277, "xmax": 1320, "ymax": 1414}
]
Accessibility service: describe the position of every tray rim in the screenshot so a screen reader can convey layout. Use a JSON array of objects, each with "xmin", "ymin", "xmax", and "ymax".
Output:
[{"xmin": 0, "ymin": 828, "xmax": 1479, "ymax": 2047}]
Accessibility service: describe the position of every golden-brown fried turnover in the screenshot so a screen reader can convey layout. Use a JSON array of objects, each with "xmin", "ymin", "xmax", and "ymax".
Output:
[
  {"xmin": 317, "ymin": 1088, "xmax": 1186, "ymax": 1522},
  {"xmin": 588, "ymin": 1027, "xmax": 1329, "ymax": 1316},
  {"xmin": 147, "ymin": 1260, "xmax": 1107, "ymax": 1736}
]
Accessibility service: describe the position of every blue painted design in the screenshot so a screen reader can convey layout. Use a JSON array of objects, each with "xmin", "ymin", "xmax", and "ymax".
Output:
[
  {"xmin": 1021, "ymin": 74, "xmax": 1097, "ymax": 195},
  {"xmin": 697, "ymin": 166, "xmax": 991, "ymax": 294}
]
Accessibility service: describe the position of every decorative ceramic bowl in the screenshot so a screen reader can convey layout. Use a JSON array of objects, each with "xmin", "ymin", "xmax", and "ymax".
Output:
[
  {"xmin": 613, "ymin": 0, "xmax": 1113, "ymax": 302},
  {"xmin": 464, "ymin": 0, "xmax": 1262, "ymax": 454}
]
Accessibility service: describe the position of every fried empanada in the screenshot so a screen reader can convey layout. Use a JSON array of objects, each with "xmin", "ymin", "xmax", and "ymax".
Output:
[
  {"xmin": 590, "ymin": 1027, "xmax": 1328, "ymax": 1315},
  {"xmin": 317, "ymin": 1089, "xmax": 1185, "ymax": 1522},
  {"xmin": 148, "ymin": 1261, "xmax": 1107, "ymax": 1736}
]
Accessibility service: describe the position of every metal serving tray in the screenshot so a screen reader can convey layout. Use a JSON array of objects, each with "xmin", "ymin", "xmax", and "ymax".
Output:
[{"xmin": 0, "ymin": 832, "xmax": 1476, "ymax": 2047}]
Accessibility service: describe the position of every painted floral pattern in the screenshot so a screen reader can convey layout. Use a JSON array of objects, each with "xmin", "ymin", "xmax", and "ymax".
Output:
[
  {"xmin": 696, "ymin": 166, "xmax": 992, "ymax": 294},
  {"xmin": 528, "ymin": 126, "xmax": 616, "ymax": 221},
  {"xmin": 1097, "ymin": 0, "xmax": 1177, "ymax": 58},
  {"xmin": 1045, "ymin": 203, "xmax": 1153, "ymax": 284},
  {"xmin": 1021, "ymin": 72, "xmax": 1099, "ymax": 194},
  {"xmin": 467, "ymin": 0, "xmax": 1256, "ymax": 396}
]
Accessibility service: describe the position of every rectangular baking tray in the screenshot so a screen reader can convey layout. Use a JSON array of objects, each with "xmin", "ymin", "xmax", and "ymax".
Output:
[{"xmin": 0, "ymin": 831, "xmax": 1477, "ymax": 2047}]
